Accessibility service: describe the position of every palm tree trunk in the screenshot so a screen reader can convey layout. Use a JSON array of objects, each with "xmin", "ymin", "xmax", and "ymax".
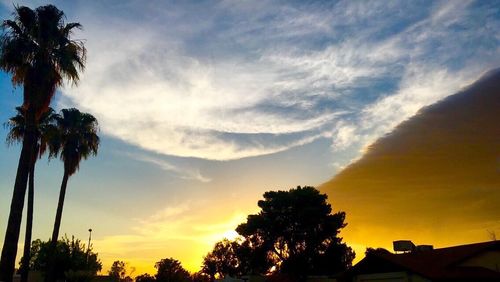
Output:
[
  {"xmin": 20, "ymin": 145, "xmax": 38, "ymax": 282},
  {"xmin": 46, "ymin": 169, "xmax": 70, "ymax": 282},
  {"xmin": 0, "ymin": 129, "xmax": 36, "ymax": 282},
  {"xmin": 51, "ymin": 170, "xmax": 69, "ymax": 244}
]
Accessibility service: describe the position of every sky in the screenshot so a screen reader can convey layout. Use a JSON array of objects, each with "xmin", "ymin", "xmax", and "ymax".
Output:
[{"xmin": 0, "ymin": 0, "xmax": 499, "ymax": 276}]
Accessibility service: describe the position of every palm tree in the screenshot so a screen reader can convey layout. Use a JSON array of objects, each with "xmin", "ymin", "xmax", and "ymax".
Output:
[
  {"xmin": 49, "ymin": 108, "xmax": 99, "ymax": 248},
  {"xmin": 4, "ymin": 107, "xmax": 58, "ymax": 282},
  {"xmin": 0, "ymin": 5, "xmax": 85, "ymax": 281}
]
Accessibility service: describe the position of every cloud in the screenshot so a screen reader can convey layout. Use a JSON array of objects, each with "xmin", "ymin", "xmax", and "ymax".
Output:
[
  {"xmin": 125, "ymin": 152, "xmax": 212, "ymax": 183},
  {"xmin": 3, "ymin": 0, "xmax": 497, "ymax": 163}
]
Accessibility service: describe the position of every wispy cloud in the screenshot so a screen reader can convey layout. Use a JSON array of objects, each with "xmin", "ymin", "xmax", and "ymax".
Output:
[
  {"xmin": 5, "ymin": 0, "xmax": 498, "ymax": 163},
  {"xmin": 125, "ymin": 152, "xmax": 212, "ymax": 183}
]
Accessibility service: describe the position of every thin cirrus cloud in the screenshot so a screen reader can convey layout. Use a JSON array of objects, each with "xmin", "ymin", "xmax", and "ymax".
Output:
[
  {"xmin": 60, "ymin": 0, "xmax": 499, "ymax": 163},
  {"xmin": 124, "ymin": 152, "xmax": 212, "ymax": 183},
  {"xmin": 5, "ymin": 0, "xmax": 499, "ymax": 164}
]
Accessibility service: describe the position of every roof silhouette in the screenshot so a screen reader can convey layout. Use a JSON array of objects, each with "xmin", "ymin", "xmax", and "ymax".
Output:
[{"xmin": 351, "ymin": 241, "xmax": 500, "ymax": 281}]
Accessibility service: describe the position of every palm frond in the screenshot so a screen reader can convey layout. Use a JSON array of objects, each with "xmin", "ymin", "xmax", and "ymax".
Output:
[
  {"xmin": 55, "ymin": 108, "xmax": 99, "ymax": 176},
  {"xmin": 61, "ymin": 22, "xmax": 82, "ymax": 37},
  {"xmin": 4, "ymin": 106, "xmax": 26, "ymax": 146},
  {"xmin": 14, "ymin": 6, "xmax": 36, "ymax": 33},
  {"xmin": 3, "ymin": 106, "xmax": 60, "ymax": 160},
  {"xmin": 2, "ymin": 19, "xmax": 23, "ymax": 36},
  {"xmin": 1, "ymin": 4, "xmax": 86, "ymax": 114}
]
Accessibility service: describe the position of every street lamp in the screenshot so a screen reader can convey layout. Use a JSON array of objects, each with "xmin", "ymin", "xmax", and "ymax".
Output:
[
  {"xmin": 87, "ymin": 228, "xmax": 92, "ymax": 265},
  {"xmin": 87, "ymin": 228, "xmax": 92, "ymax": 252}
]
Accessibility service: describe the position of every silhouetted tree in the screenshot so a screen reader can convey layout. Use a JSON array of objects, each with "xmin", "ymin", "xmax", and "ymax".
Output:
[
  {"xmin": 48, "ymin": 109, "xmax": 99, "ymax": 242},
  {"xmin": 46, "ymin": 109, "xmax": 98, "ymax": 282},
  {"xmin": 364, "ymin": 247, "xmax": 390, "ymax": 256},
  {"xmin": 5, "ymin": 107, "xmax": 58, "ymax": 282},
  {"xmin": 0, "ymin": 5, "xmax": 85, "ymax": 280},
  {"xmin": 201, "ymin": 239, "xmax": 240, "ymax": 280},
  {"xmin": 189, "ymin": 272, "xmax": 210, "ymax": 282},
  {"xmin": 236, "ymin": 186, "xmax": 355, "ymax": 278},
  {"xmin": 26, "ymin": 236, "xmax": 101, "ymax": 281},
  {"xmin": 135, "ymin": 273, "xmax": 155, "ymax": 282},
  {"xmin": 109, "ymin": 261, "xmax": 131, "ymax": 282},
  {"xmin": 233, "ymin": 237, "xmax": 272, "ymax": 276},
  {"xmin": 154, "ymin": 258, "xmax": 190, "ymax": 282},
  {"xmin": 201, "ymin": 238, "xmax": 271, "ymax": 280}
]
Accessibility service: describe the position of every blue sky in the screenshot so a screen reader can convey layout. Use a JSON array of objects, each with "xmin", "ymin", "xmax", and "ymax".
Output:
[{"xmin": 0, "ymin": 0, "xmax": 499, "ymax": 274}]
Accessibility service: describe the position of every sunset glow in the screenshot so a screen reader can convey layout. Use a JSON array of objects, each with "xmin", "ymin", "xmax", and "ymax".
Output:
[{"xmin": 0, "ymin": 0, "xmax": 498, "ymax": 279}]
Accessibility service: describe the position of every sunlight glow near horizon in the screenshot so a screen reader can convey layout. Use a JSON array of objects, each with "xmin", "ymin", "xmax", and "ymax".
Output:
[
  {"xmin": 0, "ymin": 0, "xmax": 498, "ymax": 276},
  {"xmin": 92, "ymin": 208, "xmax": 252, "ymax": 274}
]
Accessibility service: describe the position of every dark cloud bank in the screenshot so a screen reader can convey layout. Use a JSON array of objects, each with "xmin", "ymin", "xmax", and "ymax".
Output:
[{"xmin": 321, "ymin": 68, "xmax": 500, "ymax": 248}]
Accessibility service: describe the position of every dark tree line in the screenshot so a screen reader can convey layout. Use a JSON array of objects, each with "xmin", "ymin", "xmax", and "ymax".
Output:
[{"xmin": 118, "ymin": 258, "xmax": 210, "ymax": 282}]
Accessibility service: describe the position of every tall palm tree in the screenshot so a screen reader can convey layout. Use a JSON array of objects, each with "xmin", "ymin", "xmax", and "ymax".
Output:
[
  {"xmin": 4, "ymin": 107, "xmax": 58, "ymax": 282},
  {"xmin": 49, "ymin": 108, "xmax": 99, "ymax": 248},
  {"xmin": 0, "ymin": 5, "xmax": 85, "ymax": 281}
]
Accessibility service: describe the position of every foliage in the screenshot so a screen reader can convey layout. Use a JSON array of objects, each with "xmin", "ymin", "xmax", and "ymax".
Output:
[
  {"xmin": 23, "ymin": 236, "xmax": 101, "ymax": 281},
  {"xmin": 154, "ymin": 258, "xmax": 190, "ymax": 282},
  {"xmin": 49, "ymin": 108, "xmax": 99, "ymax": 176},
  {"xmin": 0, "ymin": 4, "xmax": 86, "ymax": 115},
  {"xmin": 365, "ymin": 247, "xmax": 390, "ymax": 256},
  {"xmin": 234, "ymin": 186, "xmax": 355, "ymax": 277},
  {"xmin": 48, "ymin": 108, "xmax": 99, "ymax": 251},
  {"xmin": 233, "ymin": 236, "xmax": 273, "ymax": 275},
  {"xmin": 65, "ymin": 270, "xmax": 98, "ymax": 282},
  {"xmin": 189, "ymin": 272, "xmax": 211, "ymax": 282},
  {"xmin": 109, "ymin": 260, "xmax": 132, "ymax": 282},
  {"xmin": 201, "ymin": 239, "xmax": 239, "ymax": 279},
  {"xmin": 4, "ymin": 107, "xmax": 58, "ymax": 153},
  {"xmin": 201, "ymin": 238, "xmax": 271, "ymax": 280},
  {"xmin": 135, "ymin": 273, "xmax": 156, "ymax": 282}
]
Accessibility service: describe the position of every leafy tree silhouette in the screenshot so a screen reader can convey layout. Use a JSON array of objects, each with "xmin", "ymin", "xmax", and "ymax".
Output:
[
  {"xmin": 202, "ymin": 238, "xmax": 271, "ymax": 280},
  {"xmin": 109, "ymin": 261, "xmax": 131, "ymax": 282},
  {"xmin": 135, "ymin": 273, "xmax": 155, "ymax": 282},
  {"xmin": 236, "ymin": 186, "xmax": 355, "ymax": 278},
  {"xmin": 154, "ymin": 258, "xmax": 190, "ymax": 282},
  {"xmin": 202, "ymin": 239, "xmax": 239, "ymax": 280},
  {"xmin": 25, "ymin": 236, "xmax": 101, "ymax": 282},
  {"xmin": 365, "ymin": 247, "xmax": 390, "ymax": 256}
]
